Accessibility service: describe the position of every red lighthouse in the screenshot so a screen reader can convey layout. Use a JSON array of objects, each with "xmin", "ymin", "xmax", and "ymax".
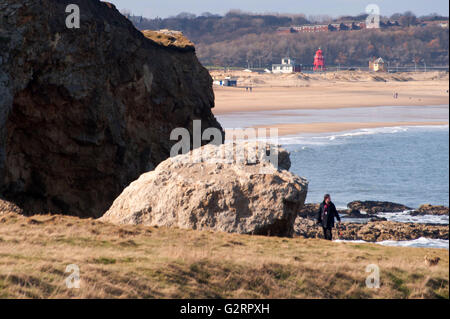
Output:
[{"xmin": 313, "ymin": 48, "xmax": 325, "ymax": 71}]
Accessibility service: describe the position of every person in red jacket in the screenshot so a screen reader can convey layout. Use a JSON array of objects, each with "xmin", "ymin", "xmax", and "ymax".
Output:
[{"xmin": 317, "ymin": 194, "xmax": 341, "ymax": 240}]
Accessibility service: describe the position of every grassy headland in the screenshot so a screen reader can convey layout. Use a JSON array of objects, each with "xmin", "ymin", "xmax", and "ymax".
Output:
[{"xmin": 0, "ymin": 212, "xmax": 448, "ymax": 298}]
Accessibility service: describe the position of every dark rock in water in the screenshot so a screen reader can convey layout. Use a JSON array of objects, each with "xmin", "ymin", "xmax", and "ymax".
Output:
[
  {"xmin": 294, "ymin": 217, "xmax": 449, "ymax": 242},
  {"xmin": 410, "ymin": 204, "xmax": 449, "ymax": 216},
  {"xmin": 299, "ymin": 203, "xmax": 373, "ymax": 219},
  {"xmin": 347, "ymin": 201, "xmax": 411, "ymax": 214},
  {"xmin": 0, "ymin": 0, "xmax": 223, "ymax": 217},
  {"xmin": 369, "ymin": 216, "xmax": 388, "ymax": 222}
]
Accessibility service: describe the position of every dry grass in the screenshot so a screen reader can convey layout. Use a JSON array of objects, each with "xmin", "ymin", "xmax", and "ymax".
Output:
[{"xmin": 0, "ymin": 212, "xmax": 448, "ymax": 299}]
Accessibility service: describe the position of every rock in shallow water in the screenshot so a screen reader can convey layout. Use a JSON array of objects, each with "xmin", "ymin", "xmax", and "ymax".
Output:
[
  {"xmin": 347, "ymin": 201, "xmax": 411, "ymax": 214},
  {"xmin": 0, "ymin": 0, "xmax": 222, "ymax": 217},
  {"xmin": 101, "ymin": 142, "xmax": 308, "ymax": 237},
  {"xmin": 411, "ymin": 204, "xmax": 449, "ymax": 216},
  {"xmin": 298, "ymin": 203, "xmax": 368, "ymax": 219}
]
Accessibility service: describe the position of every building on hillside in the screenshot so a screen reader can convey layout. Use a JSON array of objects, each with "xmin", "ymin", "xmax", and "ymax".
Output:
[
  {"xmin": 351, "ymin": 22, "xmax": 364, "ymax": 30},
  {"xmin": 292, "ymin": 24, "xmax": 329, "ymax": 33},
  {"xmin": 276, "ymin": 27, "xmax": 296, "ymax": 34},
  {"xmin": 278, "ymin": 21, "xmax": 366, "ymax": 34},
  {"xmin": 369, "ymin": 57, "xmax": 387, "ymax": 72},
  {"xmin": 419, "ymin": 20, "xmax": 449, "ymax": 28},
  {"xmin": 272, "ymin": 57, "xmax": 302, "ymax": 74},
  {"xmin": 276, "ymin": 20, "xmax": 402, "ymax": 34},
  {"xmin": 380, "ymin": 20, "xmax": 400, "ymax": 28}
]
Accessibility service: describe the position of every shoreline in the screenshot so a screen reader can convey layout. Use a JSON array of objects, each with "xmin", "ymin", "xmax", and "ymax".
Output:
[
  {"xmin": 249, "ymin": 121, "xmax": 449, "ymax": 136},
  {"xmin": 334, "ymin": 238, "xmax": 449, "ymax": 250},
  {"xmin": 224, "ymin": 121, "xmax": 449, "ymax": 137}
]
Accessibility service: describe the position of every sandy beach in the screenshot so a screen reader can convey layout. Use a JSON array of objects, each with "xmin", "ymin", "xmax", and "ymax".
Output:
[{"xmin": 212, "ymin": 71, "xmax": 449, "ymax": 135}]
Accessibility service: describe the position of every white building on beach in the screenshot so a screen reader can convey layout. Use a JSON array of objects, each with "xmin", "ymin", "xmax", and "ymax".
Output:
[{"xmin": 272, "ymin": 57, "xmax": 302, "ymax": 74}]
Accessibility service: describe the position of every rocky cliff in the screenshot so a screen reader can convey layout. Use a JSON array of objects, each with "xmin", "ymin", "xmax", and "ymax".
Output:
[{"xmin": 0, "ymin": 0, "xmax": 222, "ymax": 217}]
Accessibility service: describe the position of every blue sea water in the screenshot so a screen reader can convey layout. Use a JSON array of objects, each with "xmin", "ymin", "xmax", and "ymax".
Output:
[
  {"xmin": 280, "ymin": 125, "xmax": 449, "ymax": 209},
  {"xmin": 218, "ymin": 105, "xmax": 449, "ymax": 209},
  {"xmin": 217, "ymin": 106, "xmax": 449, "ymax": 248},
  {"xmin": 283, "ymin": 125, "xmax": 449, "ymax": 249}
]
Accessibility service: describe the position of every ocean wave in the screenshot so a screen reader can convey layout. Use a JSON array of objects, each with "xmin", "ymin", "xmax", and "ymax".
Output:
[
  {"xmin": 335, "ymin": 237, "xmax": 449, "ymax": 249},
  {"xmin": 376, "ymin": 237, "xmax": 449, "ymax": 249},
  {"xmin": 375, "ymin": 211, "xmax": 449, "ymax": 225},
  {"xmin": 277, "ymin": 124, "xmax": 449, "ymax": 146}
]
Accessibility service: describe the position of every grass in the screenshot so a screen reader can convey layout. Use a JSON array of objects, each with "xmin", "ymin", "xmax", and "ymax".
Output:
[{"xmin": 0, "ymin": 212, "xmax": 448, "ymax": 299}]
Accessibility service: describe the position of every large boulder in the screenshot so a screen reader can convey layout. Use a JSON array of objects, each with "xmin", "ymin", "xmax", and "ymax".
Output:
[
  {"xmin": 101, "ymin": 142, "xmax": 308, "ymax": 237},
  {"xmin": 0, "ymin": 0, "xmax": 222, "ymax": 217}
]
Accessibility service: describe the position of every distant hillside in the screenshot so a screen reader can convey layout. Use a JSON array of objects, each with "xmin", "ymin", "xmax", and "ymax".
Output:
[
  {"xmin": 128, "ymin": 12, "xmax": 449, "ymax": 68},
  {"xmin": 196, "ymin": 27, "xmax": 449, "ymax": 69},
  {"xmin": 130, "ymin": 11, "xmax": 309, "ymax": 44}
]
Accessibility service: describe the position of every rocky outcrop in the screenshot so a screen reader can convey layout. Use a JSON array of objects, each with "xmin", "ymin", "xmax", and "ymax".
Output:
[
  {"xmin": 296, "ymin": 201, "xmax": 447, "ymax": 241},
  {"xmin": 347, "ymin": 201, "xmax": 411, "ymax": 214},
  {"xmin": 0, "ymin": 198, "xmax": 23, "ymax": 215},
  {"xmin": 294, "ymin": 217, "xmax": 449, "ymax": 242},
  {"xmin": 101, "ymin": 142, "xmax": 308, "ymax": 237},
  {"xmin": 411, "ymin": 205, "xmax": 449, "ymax": 216},
  {"xmin": 142, "ymin": 30, "xmax": 195, "ymax": 51},
  {"xmin": 298, "ymin": 203, "xmax": 378, "ymax": 219},
  {"xmin": 0, "ymin": 0, "xmax": 222, "ymax": 217}
]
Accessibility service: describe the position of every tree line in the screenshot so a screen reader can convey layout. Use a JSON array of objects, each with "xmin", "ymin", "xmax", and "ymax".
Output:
[
  {"xmin": 196, "ymin": 26, "xmax": 449, "ymax": 68},
  {"xmin": 127, "ymin": 11, "xmax": 449, "ymax": 68}
]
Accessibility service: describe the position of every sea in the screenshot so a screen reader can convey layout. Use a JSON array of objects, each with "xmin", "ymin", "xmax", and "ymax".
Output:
[{"xmin": 217, "ymin": 105, "xmax": 449, "ymax": 249}]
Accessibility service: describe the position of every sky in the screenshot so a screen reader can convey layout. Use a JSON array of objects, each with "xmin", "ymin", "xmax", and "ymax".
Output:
[{"xmin": 108, "ymin": 0, "xmax": 449, "ymax": 19}]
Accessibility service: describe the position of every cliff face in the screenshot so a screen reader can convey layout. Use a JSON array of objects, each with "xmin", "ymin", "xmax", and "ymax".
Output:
[{"xmin": 0, "ymin": 0, "xmax": 223, "ymax": 217}]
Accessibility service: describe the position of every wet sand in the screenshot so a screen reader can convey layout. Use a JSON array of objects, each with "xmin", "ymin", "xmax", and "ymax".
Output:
[{"xmin": 213, "ymin": 82, "xmax": 449, "ymax": 115}]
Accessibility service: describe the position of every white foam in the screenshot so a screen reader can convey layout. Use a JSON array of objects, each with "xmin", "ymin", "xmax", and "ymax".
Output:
[
  {"xmin": 377, "ymin": 237, "xmax": 449, "ymax": 249},
  {"xmin": 376, "ymin": 210, "xmax": 449, "ymax": 225},
  {"xmin": 277, "ymin": 125, "xmax": 449, "ymax": 146},
  {"xmin": 334, "ymin": 238, "xmax": 449, "ymax": 249},
  {"xmin": 223, "ymin": 124, "xmax": 448, "ymax": 146}
]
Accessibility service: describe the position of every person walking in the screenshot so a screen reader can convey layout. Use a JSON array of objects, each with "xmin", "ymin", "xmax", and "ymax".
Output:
[{"xmin": 317, "ymin": 194, "xmax": 341, "ymax": 240}]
